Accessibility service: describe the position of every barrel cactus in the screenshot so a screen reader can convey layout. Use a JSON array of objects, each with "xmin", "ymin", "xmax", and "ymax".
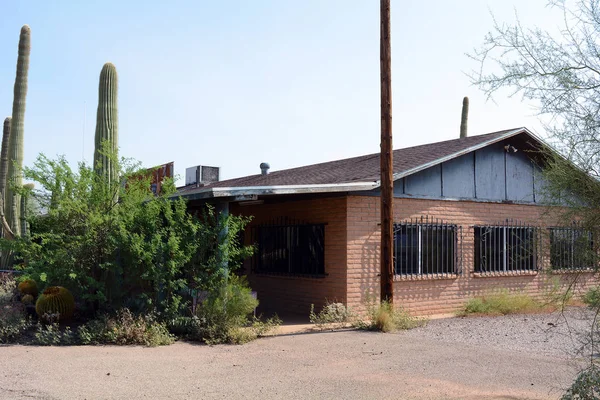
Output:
[
  {"xmin": 93, "ymin": 62, "xmax": 119, "ymax": 185},
  {"xmin": 36, "ymin": 286, "xmax": 75, "ymax": 321},
  {"xmin": 21, "ymin": 294, "xmax": 34, "ymax": 305},
  {"xmin": 18, "ymin": 278, "xmax": 37, "ymax": 297},
  {"xmin": 6, "ymin": 25, "xmax": 31, "ymax": 237}
]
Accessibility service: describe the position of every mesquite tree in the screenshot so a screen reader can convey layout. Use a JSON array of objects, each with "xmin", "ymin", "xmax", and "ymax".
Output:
[{"xmin": 470, "ymin": 2, "xmax": 600, "ymax": 396}]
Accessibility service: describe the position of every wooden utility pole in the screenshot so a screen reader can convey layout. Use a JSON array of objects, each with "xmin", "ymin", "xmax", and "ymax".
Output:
[{"xmin": 380, "ymin": 0, "xmax": 394, "ymax": 303}]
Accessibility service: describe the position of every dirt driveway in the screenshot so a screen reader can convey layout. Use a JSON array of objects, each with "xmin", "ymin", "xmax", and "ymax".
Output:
[{"xmin": 0, "ymin": 309, "xmax": 593, "ymax": 400}]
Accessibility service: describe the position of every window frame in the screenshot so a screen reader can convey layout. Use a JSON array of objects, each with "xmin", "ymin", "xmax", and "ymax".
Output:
[
  {"xmin": 474, "ymin": 224, "xmax": 538, "ymax": 274},
  {"xmin": 549, "ymin": 227, "xmax": 595, "ymax": 271},
  {"xmin": 250, "ymin": 221, "xmax": 326, "ymax": 277},
  {"xmin": 393, "ymin": 220, "xmax": 459, "ymax": 277}
]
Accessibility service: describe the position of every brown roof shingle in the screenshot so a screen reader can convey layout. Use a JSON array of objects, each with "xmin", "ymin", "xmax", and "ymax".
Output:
[{"xmin": 186, "ymin": 129, "xmax": 522, "ymax": 190}]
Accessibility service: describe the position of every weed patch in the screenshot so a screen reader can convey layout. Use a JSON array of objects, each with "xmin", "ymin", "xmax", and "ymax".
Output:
[
  {"xmin": 356, "ymin": 301, "xmax": 425, "ymax": 332},
  {"xmin": 309, "ymin": 302, "xmax": 355, "ymax": 330},
  {"xmin": 77, "ymin": 308, "xmax": 174, "ymax": 346},
  {"xmin": 459, "ymin": 290, "xmax": 546, "ymax": 316}
]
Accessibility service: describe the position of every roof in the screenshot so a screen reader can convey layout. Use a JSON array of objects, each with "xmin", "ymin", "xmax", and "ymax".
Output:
[{"xmin": 178, "ymin": 127, "xmax": 538, "ymax": 199}]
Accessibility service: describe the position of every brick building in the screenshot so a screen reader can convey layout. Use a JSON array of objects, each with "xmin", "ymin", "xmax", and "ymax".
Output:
[{"xmin": 179, "ymin": 128, "xmax": 598, "ymax": 316}]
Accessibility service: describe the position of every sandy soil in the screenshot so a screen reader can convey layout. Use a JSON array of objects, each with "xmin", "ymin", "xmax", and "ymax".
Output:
[{"xmin": 0, "ymin": 309, "xmax": 593, "ymax": 400}]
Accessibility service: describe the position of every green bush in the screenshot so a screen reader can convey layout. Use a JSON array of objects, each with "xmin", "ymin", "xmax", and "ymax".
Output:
[
  {"xmin": 77, "ymin": 308, "xmax": 174, "ymax": 347},
  {"xmin": 356, "ymin": 300, "xmax": 424, "ymax": 332},
  {"xmin": 5, "ymin": 153, "xmax": 253, "ymax": 317},
  {"xmin": 310, "ymin": 302, "xmax": 355, "ymax": 330},
  {"xmin": 562, "ymin": 365, "xmax": 600, "ymax": 400},
  {"xmin": 192, "ymin": 275, "xmax": 279, "ymax": 344},
  {"xmin": 166, "ymin": 316, "xmax": 199, "ymax": 337},
  {"xmin": 34, "ymin": 323, "xmax": 75, "ymax": 346},
  {"xmin": 583, "ymin": 287, "xmax": 600, "ymax": 308},
  {"xmin": 0, "ymin": 277, "xmax": 31, "ymax": 343},
  {"xmin": 459, "ymin": 290, "xmax": 542, "ymax": 316}
]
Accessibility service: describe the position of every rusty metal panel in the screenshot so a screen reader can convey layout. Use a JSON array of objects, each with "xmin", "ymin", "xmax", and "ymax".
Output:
[
  {"xmin": 128, "ymin": 161, "xmax": 174, "ymax": 195},
  {"xmin": 149, "ymin": 161, "xmax": 174, "ymax": 195}
]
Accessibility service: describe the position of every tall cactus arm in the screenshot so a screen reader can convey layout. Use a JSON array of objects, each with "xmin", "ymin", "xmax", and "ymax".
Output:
[
  {"xmin": 93, "ymin": 62, "xmax": 119, "ymax": 186},
  {"xmin": 0, "ymin": 117, "xmax": 12, "ymax": 239},
  {"xmin": 459, "ymin": 96, "xmax": 469, "ymax": 139},
  {"xmin": 6, "ymin": 25, "xmax": 31, "ymax": 237},
  {"xmin": 0, "ymin": 118, "xmax": 11, "ymax": 206}
]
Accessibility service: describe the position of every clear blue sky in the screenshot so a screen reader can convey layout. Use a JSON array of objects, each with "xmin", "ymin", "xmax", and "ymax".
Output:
[{"xmin": 0, "ymin": 1, "xmax": 561, "ymax": 185}]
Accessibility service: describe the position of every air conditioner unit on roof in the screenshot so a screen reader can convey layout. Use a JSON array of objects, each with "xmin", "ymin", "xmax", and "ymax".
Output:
[{"xmin": 185, "ymin": 165, "xmax": 220, "ymax": 186}]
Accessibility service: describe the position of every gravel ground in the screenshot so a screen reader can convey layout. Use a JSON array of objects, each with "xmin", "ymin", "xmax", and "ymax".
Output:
[
  {"xmin": 0, "ymin": 308, "xmax": 595, "ymax": 400},
  {"xmin": 404, "ymin": 307, "xmax": 597, "ymax": 359}
]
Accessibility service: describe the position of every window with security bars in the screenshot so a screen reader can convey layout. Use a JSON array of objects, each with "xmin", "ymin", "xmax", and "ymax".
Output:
[
  {"xmin": 550, "ymin": 227, "xmax": 594, "ymax": 270},
  {"xmin": 250, "ymin": 220, "xmax": 325, "ymax": 276},
  {"xmin": 394, "ymin": 219, "xmax": 458, "ymax": 276},
  {"xmin": 474, "ymin": 223, "xmax": 538, "ymax": 273}
]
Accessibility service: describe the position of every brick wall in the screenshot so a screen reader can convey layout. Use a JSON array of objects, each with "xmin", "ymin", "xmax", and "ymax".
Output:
[
  {"xmin": 347, "ymin": 195, "xmax": 599, "ymax": 316},
  {"xmin": 231, "ymin": 196, "xmax": 348, "ymax": 316}
]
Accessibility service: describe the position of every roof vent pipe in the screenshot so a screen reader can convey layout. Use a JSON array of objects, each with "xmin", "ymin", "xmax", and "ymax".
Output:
[
  {"xmin": 460, "ymin": 96, "xmax": 469, "ymax": 139},
  {"xmin": 260, "ymin": 162, "xmax": 270, "ymax": 175}
]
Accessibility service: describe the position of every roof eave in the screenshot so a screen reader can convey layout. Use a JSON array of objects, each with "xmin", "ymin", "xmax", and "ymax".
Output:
[{"xmin": 175, "ymin": 182, "xmax": 379, "ymax": 200}]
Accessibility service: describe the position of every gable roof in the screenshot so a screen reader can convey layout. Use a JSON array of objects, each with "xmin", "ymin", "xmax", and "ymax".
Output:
[{"xmin": 178, "ymin": 127, "xmax": 538, "ymax": 199}]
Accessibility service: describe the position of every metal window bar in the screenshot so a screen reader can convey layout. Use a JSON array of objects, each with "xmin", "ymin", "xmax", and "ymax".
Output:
[
  {"xmin": 549, "ymin": 226, "xmax": 594, "ymax": 270},
  {"xmin": 474, "ymin": 219, "xmax": 539, "ymax": 273},
  {"xmin": 393, "ymin": 216, "xmax": 460, "ymax": 277},
  {"xmin": 250, "ymin": 217, "xmax": 325, "ymax": 276}
]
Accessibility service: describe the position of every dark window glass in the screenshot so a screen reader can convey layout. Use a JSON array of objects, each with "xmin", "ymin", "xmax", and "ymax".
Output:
[
  {"xmin": 474, "ymin": 226, "xmax": 537, "ymax": 273},
  {"xmin": 394, "ymin": 224, "xmax": 456, "ymax": 275},
  {"xmin": 550, "ymin": 228, "xmax": 594, "ymax": 270},
  {"xmin": 252, "ymin": 223, "xmax": 325, "ymax": 275}
]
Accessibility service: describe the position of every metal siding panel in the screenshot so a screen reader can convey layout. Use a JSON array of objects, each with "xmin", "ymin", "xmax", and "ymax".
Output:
[
  {"xmin": 405, "ymin": 165, "xmax": 442, "ymax": 197},
  {"xmin": 475, "ymin": 143, "xmax": 506, "ymax": 200},
  {"xmin": 506, "ymin": 151, "xmax": 534, "ymax": 202},
  {"xmin": 533, "ymin": 166, "xmax": 549, "ymax": 204},
  {"xmin": 534, "ymin": 167, "xmax": 578, "ymax": 206},
  {"xmin": 393, "ymin": 178, "xmax": 404, "ymax": 196},
  {"xmin": 441, "ymin": 153, "xmax": 475, "ymax": 198}
]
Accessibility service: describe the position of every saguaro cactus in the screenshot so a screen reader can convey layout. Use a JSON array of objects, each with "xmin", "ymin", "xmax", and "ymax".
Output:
[
  {"xmin": 0, "ymin": 117, "xmax": 11, "ymax": 237},
  {"xmin": 460, "ymin": 96, "xmax": 469, "ymax": 139},
  {"xmin": 20, "ymin": 182, "xmax": 34, "ymax": 237},
  {"xmin": 0, "ymin": 118, "xmax": 11, "ymax": 204},
  {"xmin": 6, "ymin": 25, "xmax": 31, "ymax": 237},
  {"xmin": 93, "ymin": 62, "xmax": 119, "ymax": 185}
]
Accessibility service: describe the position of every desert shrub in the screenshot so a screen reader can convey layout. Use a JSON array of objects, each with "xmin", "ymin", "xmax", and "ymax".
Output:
[
  {"xmin": 34, "ymin": 322, "xmax": 75, "ymax": 346},
  {"xmin": 226, "ymin": 316, "xmax": 282, "ymax": 345},
  {"xmin": 0, "ymin": 277, "xmax": 31, "ymax": 343},
  {"xmin": 356, "ymin": 300, "xmax": 424, "ymax": 332},
  {"xmin": 5, "ymin": 153, "xmax": 253, "ymax": 317},
  {"xmin": 192, "ymin": 275, "xmax": 279, "ymax": 344},
  {"xmin": 583, "ymin": 287, "xmax": 600, "ymax": 309},
  {"xmin": 562, "ymin": 365, "xmax": 600, "ymax": 400},
  {"xmin": 0, "ymin": 276, "xmax": 17, "ymax": 304},
  {"xmin": 77, "ymin": 308, "xmax": 174, "ymax": 347},
  {"xmin": 459, "ymin": 290, "xmax": 542, "ymax": 316},
  {"xmin": 309, "ymin": 302, "xmax": 355, "ymax": 329},
  {"xmin": 166, "ymin": 316, "xmax": 199, "ymax": 336}
]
